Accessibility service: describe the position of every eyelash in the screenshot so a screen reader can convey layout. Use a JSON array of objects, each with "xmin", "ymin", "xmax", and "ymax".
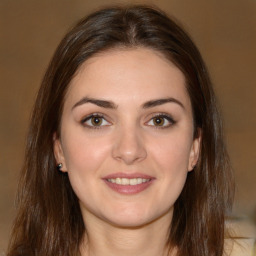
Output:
[
  {"xmin": 81, "ymin": 113, "xmax": 111, "ymax": 129},
  {"xmin": 146, "ymin": 113, "xmax": 176, "ymax": 129},
  {"xmin": 80, "ymin": 113, "xmax": 176, "ymax": 129}
]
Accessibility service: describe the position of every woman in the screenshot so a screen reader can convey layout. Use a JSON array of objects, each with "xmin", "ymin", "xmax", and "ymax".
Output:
[{"xmin": 7, "ymin": 5, "xmax": 235, "ymax": 256}]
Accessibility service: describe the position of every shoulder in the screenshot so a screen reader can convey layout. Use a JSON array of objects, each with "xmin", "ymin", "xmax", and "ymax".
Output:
[
  {"xmin": 224, "ymin": 218, "xmax": 256, "ymax": 256},
  {"xmin": 225, "ymin": 238, "xmax": 255, "ymax": 256}
]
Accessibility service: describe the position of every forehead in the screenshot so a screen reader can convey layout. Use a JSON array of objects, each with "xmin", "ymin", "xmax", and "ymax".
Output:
[{"xmin": 65, "ymin": 47, "xmax": 191, "ymax": 109}]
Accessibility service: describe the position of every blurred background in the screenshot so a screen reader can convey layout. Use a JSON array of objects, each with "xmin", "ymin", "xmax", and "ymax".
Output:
[{"xmin": 0, "ymin": 0, "xmax": 255, "ymax": 253}]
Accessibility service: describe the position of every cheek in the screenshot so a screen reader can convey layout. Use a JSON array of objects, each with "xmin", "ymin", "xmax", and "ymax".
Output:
[
  {"xmin": 150, "ymin": 135, "xmax": 191, "ymax": 202},
  {"xmin": 61, "ymin": 132, "xmax": 112, "ymax": 206},
  {"xmin": 62, "ymin": 131, "xmax": 111, "ymax": 173},
  {"xmin": 149, "ymin": 132, "xmax": 193, "ymax": 172}
]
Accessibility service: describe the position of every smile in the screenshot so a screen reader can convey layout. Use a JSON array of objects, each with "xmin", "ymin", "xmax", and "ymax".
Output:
[
  {"xmin": 102, "ymin": 173, "xmax": 155, "ymax": 195},
  {"xmin": 107, "ymin": 178, "xmax": 151, "ymax": 185}
]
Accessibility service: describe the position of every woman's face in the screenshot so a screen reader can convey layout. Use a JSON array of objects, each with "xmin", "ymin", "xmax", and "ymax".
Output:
[{"xmin": 54, "ymin": 48, "xmax": 200, "ymax": 228}]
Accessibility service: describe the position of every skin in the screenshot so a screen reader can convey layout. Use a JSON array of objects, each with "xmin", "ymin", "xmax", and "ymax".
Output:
[{"xmin": 54, "ymin": 47, "xmax": 200, "ymax": 256}]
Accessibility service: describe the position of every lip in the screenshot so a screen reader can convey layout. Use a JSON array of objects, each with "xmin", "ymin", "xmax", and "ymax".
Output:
[
  {"xmin": 103, "ymin": 172, "xmax": 154, "ymax": 179},
  {"xmin": 102, "ymin": 172, "xmax": 155, "ymax": 195}
]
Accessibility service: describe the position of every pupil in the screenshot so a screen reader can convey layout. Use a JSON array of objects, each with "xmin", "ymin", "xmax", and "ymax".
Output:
[
  {"xmin": 92, "ymin": 117, "xmax": 102, "ymax": 126},
  {"xmin": 154, "ymin": 117, "xmax": 163, "ymax": 126}
]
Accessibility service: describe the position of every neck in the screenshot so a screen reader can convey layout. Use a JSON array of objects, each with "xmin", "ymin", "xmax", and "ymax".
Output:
[{"xmin": 79, "ymin": 211, "xmax": 177, "ymax": 256}]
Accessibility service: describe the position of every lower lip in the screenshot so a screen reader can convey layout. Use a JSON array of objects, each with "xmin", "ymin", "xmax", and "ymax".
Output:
[{"xmin": 103, "ymin": 179, "xmax": 154, "ymax": 195}]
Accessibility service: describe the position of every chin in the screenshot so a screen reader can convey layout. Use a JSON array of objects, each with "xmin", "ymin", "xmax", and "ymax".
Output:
[
  {"xmin": 99, "ymin": 206, "xmax": 173, "ymax": 229},
  {"xmin": 104, "ymin": 216, "xmax": 154, "ymax": 229}
]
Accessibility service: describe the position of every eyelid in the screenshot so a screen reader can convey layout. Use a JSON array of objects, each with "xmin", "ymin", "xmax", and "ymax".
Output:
[
  {"xmin": 81, "ymin": 113, "xmax": 112, "ymax": 128},
  {"xmin": 145, "ymin": 113, "xmax": 176, "ymax": 128}
]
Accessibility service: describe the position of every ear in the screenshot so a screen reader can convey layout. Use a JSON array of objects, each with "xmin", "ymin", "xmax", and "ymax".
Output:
[
  {"xmin": 188, "ymin": 129, "xmax": 201, "ymax": 172},
  {"xmin": 53, "ymin": 133, "xmax": 67, "ymax": 172}
]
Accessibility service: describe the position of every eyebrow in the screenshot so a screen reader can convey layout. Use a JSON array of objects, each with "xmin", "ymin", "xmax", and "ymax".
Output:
[
  {"xmin": 72, "ymin": 97, "xmax": 184, "ymax": 110},
  {"xmin": 142, "ymin": 98, "xmax": 184, "ymax": 109},
  {"xmin": 72, "ymin": 97, "xmax": 118, "ymax": 110}
]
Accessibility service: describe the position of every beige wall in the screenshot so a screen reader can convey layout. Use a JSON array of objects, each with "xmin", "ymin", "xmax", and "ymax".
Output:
[{"xmin": 0, "ymin": 0, "xmax": 255, "ymax": 252}]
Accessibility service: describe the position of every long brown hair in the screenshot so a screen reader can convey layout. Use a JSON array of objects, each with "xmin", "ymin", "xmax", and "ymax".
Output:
[{"xmin": 7, "ymin": 5, "xmax": 234, "ymax": 256}]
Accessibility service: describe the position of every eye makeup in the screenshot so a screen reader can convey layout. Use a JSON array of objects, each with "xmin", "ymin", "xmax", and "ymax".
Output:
[
  {"xmin": 81, "ymin": 113, "xmax": 111, "ymax": 129},
  {"xmin": 79, "ymin": 111, "xmax": 176, "ymax": 131},
  {"xmin": 145, "ymin": 113, "xmax": 176, "ymax": 129}
]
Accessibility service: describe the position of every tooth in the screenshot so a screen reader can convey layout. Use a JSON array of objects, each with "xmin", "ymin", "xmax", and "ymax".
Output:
[
  {"xmin": 137, "ymin": 178, "xmax": 142, "ymax": 184},
  {"xmin": 107, "ymin": 178, "xmax": 150, "ymax": 185},
  {"xmin": 121, "ymin": 178, "xmax": 129, "ymax": 185},
  {"xmin": 130, "ymin": 178, "xmax": 137, "ymax": 185},
  {"xmin": 116, "ymin": 178, "xmax": 122, "ymax": 184}
]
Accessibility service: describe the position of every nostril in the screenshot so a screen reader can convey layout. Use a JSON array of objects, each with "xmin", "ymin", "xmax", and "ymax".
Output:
[{"xmin": 111, "ymin": 133, "xmax": 147, "ymax": 164}]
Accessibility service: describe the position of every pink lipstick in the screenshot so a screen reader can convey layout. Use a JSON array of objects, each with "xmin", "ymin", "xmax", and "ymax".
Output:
[{"xmin": 102, "ymin": 173, "xmax": 155, "ymax": 195}]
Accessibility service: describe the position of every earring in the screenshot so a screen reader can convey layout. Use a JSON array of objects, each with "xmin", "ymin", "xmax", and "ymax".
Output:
[{"xmin": 57, "ymin": 163, "xmax": 62, "ymax": 171}]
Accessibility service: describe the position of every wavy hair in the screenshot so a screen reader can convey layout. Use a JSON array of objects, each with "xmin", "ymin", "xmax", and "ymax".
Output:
[{"xmin": 7, "ymin": 5, "xmax": 234, "ymax": 256}]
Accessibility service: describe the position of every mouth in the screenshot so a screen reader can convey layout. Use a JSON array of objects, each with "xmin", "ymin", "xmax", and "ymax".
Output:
[
  {"xmin": 107, "ymin": 177, "xmax": 151, "ymax": 185},
  {"xmin": 102, "ymin": 173, "xmax": 155, "ymax": 195}
]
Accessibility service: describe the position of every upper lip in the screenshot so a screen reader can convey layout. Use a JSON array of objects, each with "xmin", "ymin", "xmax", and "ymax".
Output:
[{"xmin": 102, "ymin": 172, "xmax": 154, "ymax": 180}]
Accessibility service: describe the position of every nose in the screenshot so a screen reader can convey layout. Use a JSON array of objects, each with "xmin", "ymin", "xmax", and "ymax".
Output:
[{"xmin": 112, "ymin": 126, "xmax": 147, "ymax": 165}]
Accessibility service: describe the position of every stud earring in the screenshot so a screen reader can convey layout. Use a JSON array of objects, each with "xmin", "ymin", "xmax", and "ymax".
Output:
[{"xmin": 57, "ymin": 163, "xmax": 63, "ymax": 171}]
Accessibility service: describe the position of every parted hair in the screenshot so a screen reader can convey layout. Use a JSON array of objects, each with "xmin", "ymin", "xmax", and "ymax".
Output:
[{"xmin": 7, "ymin": 5, "xmax": 234, "ymax": 256}]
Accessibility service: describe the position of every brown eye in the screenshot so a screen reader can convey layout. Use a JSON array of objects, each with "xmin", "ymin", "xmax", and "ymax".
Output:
[
  {"xmin": 82, "ymin": 114, "xmax": 111, "ymax": 128},
  {"xmin": 153, "ymin": 117, "xmax": 165, "ymax": 126},
  {"xmin": 91, "ymin": 116, "xmax": 103, "ymax": 126},
  {"xmin": 146, "ymin": 114, "xmax": 175, "ymax": 128}
]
